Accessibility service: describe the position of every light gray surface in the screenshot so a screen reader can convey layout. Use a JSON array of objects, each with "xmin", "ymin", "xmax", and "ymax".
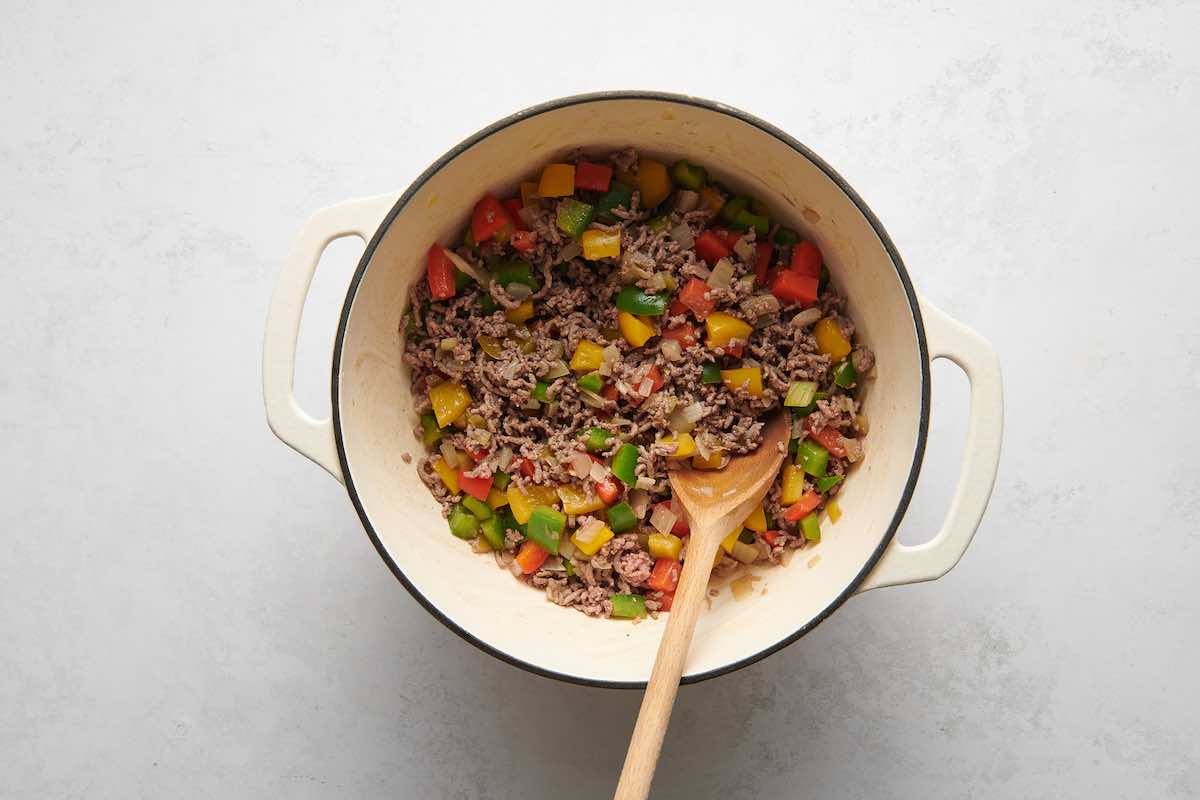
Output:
[{"xmin": 3, "ymin": 2, "xmax": 1198, "ymax": 798}]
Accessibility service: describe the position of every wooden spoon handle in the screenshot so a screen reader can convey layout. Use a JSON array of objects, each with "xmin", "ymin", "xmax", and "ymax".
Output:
[{"xmin": 613, "ymin": 526, "xmax": 724, "ymax": 800}]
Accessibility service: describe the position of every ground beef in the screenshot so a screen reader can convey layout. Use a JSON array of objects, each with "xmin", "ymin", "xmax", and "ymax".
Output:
[{"xmin": 403, "ymin": 147, "xmax": 872, "ymax": 617}]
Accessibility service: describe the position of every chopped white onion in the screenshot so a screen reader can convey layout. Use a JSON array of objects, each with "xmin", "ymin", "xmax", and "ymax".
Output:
[
  {"xmin": 542, "ymin": 361, "xmax": 570, "ymax": 380},
  {"xmin": 568, "ymin": 451, "xmax": 593, "ymax": 478},
  {"xmin": 589, "ymin": 461, "xmax": 610, "ymax": 482},
  {"xmin": 660, "ymin": 338, "xmax": 682, "ymax": 362},
  {"xmin": 674, "ymin": 190, "xmax": 700, "ymax": 213},
  {"xmin": 635, "ymin": 476, "xmax": 656, "ymax": 491},
  {"xmin": 501, "ymin": 360, "xmax": 522, "ymax": 380},
  {"xmin": 629, "ymin": 490, "xmax": 651, "ymax": 519},
  {"xmin": 708, "ymin": 258, "xmax": 734, "ymax": 289},
  {"xmin": 667, "ymin": 401, "xmax": 705, "ymax": 433},
  {"xmin": 506, "ymin": 283, "xmax": 533, "ymax": 300},
  {"xmin": 637, "ymin": 378, "xmax": 654, "ymax": 397},
  {"xmin": 496, "ymin": 447, "xmax": 514, "ymax": 470},
  {"xmin": 439, "ymin": 442, "xmax": 461, "ymax": 469},
  {"xmin": 556, "ymin": 241, "xmax": 582, "ymax": 264},
  {"xmin": 443, "ymin": 249, "xmax": 491, "ymax": 285},
  {"xmin": 650, "ymin": 503, "xmax": 679, "ymax": 535},
  {"xmin": 602, "ymin": 344, "xmax": 621, "ymax": 365},
  {"xmin": 736, "ymin": 274, "xmax": 756, "ymax": 293},
  {"xmin": 647, "ymin": 271, "xmax": 667, "ymax": 291},
  {"xmin": 558, "ymin": 538, "xmax": 577, "ymax": 560},
  {"xmin": 733, "ymin": 237, "xmax": 755, "ymax": 263},
  {"xmin": 669, "ymin": 223, "xmax": 694, "ymax": 250},
  {"xmin": 522, "ymin": 398, "xmax": 541, "ymax": 411},
  {"xmin": 542, "ymin": 556, "xmax": 566, "ymax": 572},
  {"xmin": 694, "ymin": 434, "xmax": 713, "ymax": 460},
  {"xmin": 438, "ymin": 337, "xmax": 460, "ymax": 352},
  {"xmin": 580, "ymin": 389, "xmax": 607, "ymax": 408},
  {"xmin": 517, "ymin": 206, "xmax": 539, "ymax": 229},
  {"xmin": 791, "ymin": 307, "xmax": 822, "ymax": 327},
  {"xmin": 575, "ymin": 516, "xmax": 607, "ymax": 546},
  {"xmin": 509, "ymin": 559, "xmax": 525, "ymax": 577}
]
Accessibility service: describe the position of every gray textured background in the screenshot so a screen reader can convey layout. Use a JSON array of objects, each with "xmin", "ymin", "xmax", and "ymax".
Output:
[{"xmin": 3, "ymin": 2, "xmax": 1198, "ymax": 798}]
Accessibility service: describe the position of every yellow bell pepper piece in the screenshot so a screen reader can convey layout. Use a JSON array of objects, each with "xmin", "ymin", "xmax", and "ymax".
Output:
[
  {"xmin": 520, "ymin": 181, "xmax": 539, "ymax": 207},
  {"xmin": 780, "ymin": 463, "xmax": 806, "ymax": 505},
  {"xmin": 637, "ymin": 158, "xmax": 671, "ymax": 209},
  {"xmin": 429, "ymin": 381, "xmax": 471, "ymax": 428},
  {"xmin": 704, "ymin": 312, "xmax": 753, "ymax": 349},
  {"xmin": 648, "ymin": 532, "xmax": 682, "ymax": 560},
  {"xmin": 720, "ymin": 367, "xmax": 763, "ymax": 396},
  {"xmin": 504, "ymin": 299, "xmax": 534, "ymax": 325},
  {"xmin": 581, "ymin": 229, "xmax": 621, "ymax": 260},
  {"xmin": 698, "ymin": 186, "xmax": 725, "ymax": 214},
  {"xmin": 692, "ymin": 451, "xmax": 726, "ymax": 470},
  {"xmin": 486, "ymin": 488, "xmax": 509, "ymax": 509},
  {"xmin": 571, "ymin": 522, "xmax": 614, "ymax": 557},
  {"xmin": 618, "ymin": 311, "xmax": 656, "ymax": 348},
  {"xmin": 828, "ymin": 499, "xmax": 843, "ymax": 524},
  {"xmin": 506, "ymin": 484, "xmax": 558, "ymax": 524},
  {"xmin": 527, "ymin": 485, "xmax": 559, "ymax": 506},
  {"xmin": 570, "ymin": 340, "xmax": 606, "ymax": 373},
  {"xmin": 659, "ymin": 432, "xmax": 696, "ymax": 458},
  {"xmin": 721, "ymin": 527, "xmax": 740, "ymax": 554},
  {"xmin": 557, "ymin": 484, "xmax": 606, "ymax": 515},
  {"xmin": 538, "ymin": 163, "xmax": 575, "ymax": 197},
  {"xmin": 743, "ymin": 503, "xmax": 767, "ymax": 532},
  {"xmin": 814, "ymin": 318, "xmax": 852, "ymax": 362},
  {"xmin": 432, "ymin": 457, "xmax": 460, "ymax": 495}
]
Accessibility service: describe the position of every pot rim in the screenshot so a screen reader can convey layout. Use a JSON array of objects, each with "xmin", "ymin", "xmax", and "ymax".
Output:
[{"xmin": 330, "ymin": 90, "xmax": 931, "ymax": 689}]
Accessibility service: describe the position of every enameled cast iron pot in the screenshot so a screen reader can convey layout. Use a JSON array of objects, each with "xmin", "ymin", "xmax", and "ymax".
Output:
[{"xmin": 263, "ymin": 91, "xmax": 1003, "ymax": 688}]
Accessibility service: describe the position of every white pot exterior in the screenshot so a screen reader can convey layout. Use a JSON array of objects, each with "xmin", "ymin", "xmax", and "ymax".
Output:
[{"xmin": 263, "ymin": 93, "xmax": 1003, "ymax": 687}]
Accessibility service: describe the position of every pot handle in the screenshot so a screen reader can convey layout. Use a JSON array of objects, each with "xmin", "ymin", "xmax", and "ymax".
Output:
[
  {"xmin": 262, "ymin": 193, "xmax": 398, "ymax": 484},
  {"xmin": 856, "ymin": 297, "xmax": 1003, "ymax": 592}
]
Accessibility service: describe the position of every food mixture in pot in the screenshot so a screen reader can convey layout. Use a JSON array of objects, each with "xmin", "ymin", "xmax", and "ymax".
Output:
[{"xmin": 403, "ymin": 148, "xmax": 874, "ymax": 619}]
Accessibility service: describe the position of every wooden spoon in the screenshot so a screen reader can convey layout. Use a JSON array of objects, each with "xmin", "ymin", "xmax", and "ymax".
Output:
[{"xmin": 614, "ymin": 413, "xmax": 791, "ymax": 800}]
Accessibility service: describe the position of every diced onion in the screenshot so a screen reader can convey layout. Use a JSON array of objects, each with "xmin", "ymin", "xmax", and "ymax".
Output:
[
  {"xmin": 674, "ymin": 190, "xmax": 700, "ymax": 213},
  {"xmin": 509, "ymin": 559, "xmax": 524, "ymax": 577},
  {"xmin": 708, "ymin": 257, "xmax": 734, "ymax": 289},
  {"xmin": 559, "ymin": 538, "xmax": 577, "ymax": 560},
  {"xmin": 472, "ymin": 536, "xmax": 493, "ymax": 554},
  {"xmin": 575, "ymin": 516, "xmax": 607, "ymax": 545},
  {"xmin": 602, "ymin": 344, "xmax": 621, "ymax": 365},
  {"xmin": 506, "ymin": 283, "xmax": 532, "ymax": 300},
  {"xmin": 542, "ymin": 556, "xmax": 566, "ymax": 572},
  {"xmin": 791, "ymin": 307, "xmax": 822, "ymax": 327},
  {"xmin": 650, "ymin": 503, "xmax": 678, "ymax": 535},
  {"xmin": 660, "ymin": 338, "xmax": 682, "ymax": 362},
  {"xmin": 731, "ymin": 573, "xmax": 759, "ymax": 598},
  {"xmin": 443, "ymin": 249, "xmax": 491, "ymax": 285},
  {"xmin": 542, "ymin": 361, "xmax": 570, "ymax": 380},
  {"xmin": 556, "ymin": 241, "xmax": 582, "ymax": 264},
  {"xmin": 637, "ymin": 378, "xmax": 654, "ymax": 397},
  {"xmin": 731, "ymin": 541, "xmax": 759, "ymax": 565},
  {"xmin": 568, "ymin": 451, "xmax": 593, "ymax": 479},
  {"xmin": 635, "ymin": 476, "xmax": 656, "ymax": 491},
  {"xmin": 629, "ymin": 490, "xmax": 651, "ymax": 519},
  {"xmin": 501, "ymin": 361, "xmax": 522, "ymax": 380},
  {"xmin": 438, "ymin": 337, "xmax": 459, "ymax": 352},
  {"xmin": 517, "ymin": 206, "xmax": 539, "ymax": 229},
  {"xmin": 439, "ymin": 442, "xmax": 461, "ymax": 468},
  {"xmin": 496, "ymin": 447, "xmax": 514, "ymax": 470},
  {"xmin": 669, "ymin": 223, "xmax": 695, "ymax": 250},
  {"xmin": 732, "ymin": 238, "xmax": 755, "ymax": 263},
  {"xmin": 668, "ymin": 401, "xmax": 705, "ymax": 433},
  {"xmin": 694, "ymin": 434, "xmax": 712, "ymax": 460},
  {"xmin": 589, "ymin": 461, "xmax": 610, "ymax": 482},
  {"xmin": 522, "ymin": 398, "xmax": 541, "ymax": 411},
  {"xmin": 580, "ymin": 389, "xmax": 607, "ymax": 408}
]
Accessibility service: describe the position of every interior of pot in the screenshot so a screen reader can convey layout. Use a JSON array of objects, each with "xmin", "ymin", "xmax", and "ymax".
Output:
[{"xmin": 334, "ymin": 96, "xmax": 926, "ymax": 685}]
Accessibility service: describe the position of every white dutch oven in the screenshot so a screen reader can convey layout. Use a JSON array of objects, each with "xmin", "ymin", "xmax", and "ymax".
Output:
[{"xmin": 263, "ymin": 92, "xmax": 1003, "ymax": 687}]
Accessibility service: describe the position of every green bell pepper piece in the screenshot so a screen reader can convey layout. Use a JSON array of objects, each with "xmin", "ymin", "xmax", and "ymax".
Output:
[
  {"xmin": 564, "ymin": 558, "xmax": 576, "ymax": 578},
  {"xmin": 462, "ymin": 495, "xmax": 493, "ymax": 520},
  {"xmin": 610, "ymin": 593, "xmax": 647, "ymax": 618},
  {"xmin": 526, "ymin": 506, "xmax": 565, "ymax": 555},
  {"xmin": 532, "ymin": 380, "xmax": 552, "ymax": 402},
  {"xmin": 577, "ymin": 372, "xmax": 604, "ymax": 394},
  {"xmin": 772, "ymin": 227, "xmax": 800, "ymax": 247},
  {"xmin": 447, "ymin": 504, "xmax": 479, "ymax": 540},
  {"xmin": 419, "ymin": 412, "xmax": 442, "ymax": 448},
  {"xmin": 453, "ymin": 268, "xmax": 475, "ymax": 292},
  {"xmin": 783, "ymin": 380, "xmax": 818, "ymax": 408},
  {"xmin": 719, "ymin": 195, "xmax": 749, "ymax": 224},
  {"xmin": 738, "ymin": 529, "xmax": 756, "ymax": 544},
  {"xmin": 615, "ymin": 285, "xmax": 668, "ymax": 316},
  {"xmin": 581, "ymin": 426, "xmax": 614, "ymax": 453},
  {"xmin": 493, "ymin": 470, "xmax": 512, "ymax": 491},
  {"xmin": 606, "ymin": 501, "xmax": 637, "ymax": 533},
  {"xmin": 595, "ymin": 182, "xmax": 634, "ymax": 223},
  {"xmin": 611, "ymin": 443, "xmax": 639, "ymax": 486},
  {"xmin": 833, "ymin": 360, "xmax": 857, "ymax": 388},
  {"xmin": 700, "ymin": 362, "xmax": 722, "ymax": 384},
  {"xmin": 479, "ymin": 293, "xmax": 499, "ymax": 315},
  {"xmin": 796, "ymin": 439, "xmax": 830, "ymax": 478},
  {"xmin": 648, "ymin": 215, "xmax": 671, "ymax": 234},
  {"xmin": 788, "ymin": 438, "xmax": 798, "ymax": 459},
  {"xmin": 499, "ymin": 506, "xmax": 525, "ymax": 538},
  {"xmin": 732, "ymin": 209, "xmax": 769, "ymax": 235},
  {"xmin": 792, "ymin": 390, "xmax": 830, "ymax": 418},
  {"xmin": 819, "ymin": 264, "xmax": 830, "ymax": 293},
  {"xmin": 671, "ymin": 160, "xmax": 707, "ymax": 191},
  {"xmin": 493, "ymin": 259, "xmax": 540, "ymax": 291},
  {"xmin": 556, "ymin": 199, "xmax": 594, "ymax": 238},
  {"xmin": 478, "ymin": 516, "xmax": 505, "ymax": 549},
  {"xmin": 461, "ymin": 225, "xmax": 476, "ymax": 250},
  {"xmin": 815, "ymin": 474, "xmax": 843, "ymax": 493},
  {"xmin": 800, "ymin": 512, "xmax": 821, "ymax": 542}
]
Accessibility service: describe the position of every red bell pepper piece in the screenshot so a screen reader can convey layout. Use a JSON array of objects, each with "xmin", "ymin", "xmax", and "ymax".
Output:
[
  {"xmin": 457, "ymin": 470, "xmax": 494, "ymax": 502},
  {"xmin": 668, "ymin": 298, "xmax": 688, "ymax": 318},
  {"xmin": 647, "ymin": 558, "xmax": 682, "ymax": 593},
  {"xmin": 595, "ymin": 474, "xmax": 622, "ymax": 505},
  {"xmin": 515, "ymin": 540, "xmax": 549, "ymax": 574},
  {"xmin": 678, "ymin": 278, "xmax": 716, "ymax": 320},
  {"xmin": 657, "ymin": 591, "xmax": 674, "ymax": 612},
  {"xmin": 784, "ymin": 491, "xmax": 822, "ymax": 523},
  {"xmin": 662, "ymin": 323, "xmax": 698, "ymax": 349},
  {"xmin": 601, "ymin": 384, "xmax": 620, "ymax": 402},
  {"xmin": 510, "ymin": 230, "xmax": 537, "ymax": 252},
  {"xmin": 754, "ymin": 241, "xmax": 773, "ymax": 284},
  {"xmin": 654, "ymin": 501, "xmax": 690, "ymax": 537},
  {"xmin": 426, "ymin": 244, "xmax": 456, "ymax": 300},
  {"xmin": 511, "ymin": 457, "xmax": 536, "ymax": 478},
  {"xmin": 694, "ymin": 230, "xmax": 731, "ymax": 266},
  {"xmin": 465, "ymin": 446, "xmax": 489, "ymax": 463},
  {"xmin": 628, "ymin": 365, "xmax": 664, "ymax": 406},
  {"xmin": 712, "ymin": 227, "xmax": 742, "ymax": 250},
  {"xmin": 803, "ymin": 419, "xmax": 849, "ymax": 458},
  {"xmin": 790, "ymin": 240, "xmax": 822, "ymax": 278},
  {"xmin": 724, "ymin": 342, "xmax": 744, "ymax": 358},
  {"xmin": 770, "ymin": 270, "xmax": 819, "ymax": 306},
  {"xmin": 502, "ymin": 198, "xmax": 528, "ymax": 231},
  {"xmin": 761, "ymin": 530, "xmax": 782, "ymax": 546},
  {"xmin": 574, "ymin": 161, "xmax": 613, "ymax": 192},
  {"xmin": 471, "ymin": 193, "xmax": 514, "ymax": 244}
]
